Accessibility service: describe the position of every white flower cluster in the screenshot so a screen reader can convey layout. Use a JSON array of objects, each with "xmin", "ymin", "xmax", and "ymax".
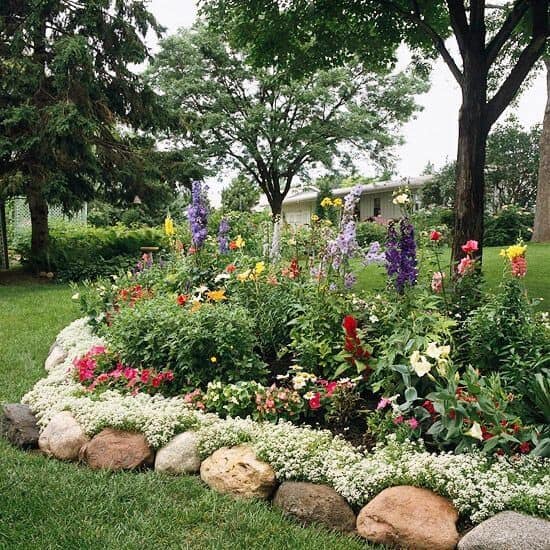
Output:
[{"xmin": 22, "ymin": 320, "xmax": 550, "ymax": 524}]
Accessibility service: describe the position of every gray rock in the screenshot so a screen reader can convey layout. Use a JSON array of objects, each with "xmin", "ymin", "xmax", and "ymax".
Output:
[
  {"xmin": 0, "ymin": 404, "xmax": 40, "ymax": 448},
  {"xmin": 39, "ymin": 411, "xmax": 89, "ymax": 460},
  {"xmin": 155, "ymin": 432, "xmax": 201, "ymax": 475},
  {"xmin": 273, "ymin": 481, "xmax": 356, "ymax": 532},
  {"xmin": 45, "ymin": 345, "xmax": 67, "ymax": 371},
  {"xmin": 458, "ymin": 511, "xmax": 550, "ymax": 550}
]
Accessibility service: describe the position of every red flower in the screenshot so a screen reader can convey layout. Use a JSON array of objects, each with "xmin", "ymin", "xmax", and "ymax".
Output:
[
  {"xmin": 430, "ymin": 230, "xmax": 442, "ymax": 241},
  {"xmin": 518, "ymin": 441, "xmax": 531, "ymax": 454},
  {"xmin": 481, "ymin": 426, "xmax": 493, "ymax": 440},
  {"xmin": 177, "ymin": 294, "xmax": 188, "ymax": 306},
  {"xmin": 151, "ymin": 375, "xmax": 162, "ymax": 388},
  {"xmin": 342, "ymin": 315, "xmax": 358, "ymax": 336},
  {"xmin": 448, "ymin": 409, "xmax": 456, "ymax": 420},
  {"xmin": 393, "ymin": 415, "xmax": 404, "ymax": 425},
  {"xmin": 461, "ymin": 240, "xmax": 479, "ymax": 255},
  {"xmin": 289, "ymin": 258, "xmax": 300, "ymax": 278},
  {"xmin": 422, "ymin": 400, "xmax": 436, "ymax": 415},
  {"xmin": 226, "ymin": 264, "xmax": 236, "ymax": 273},
  {"xmin": 140, "ymin": 369, "xmax": 150, "ymax": 384},
  {"xmin": 308, "ymin": 392, "xmax": 322, "ymax": 410},
  {"xmin": 325, "ymin": 381, "xmax": 338, "ymax": 397},
  {"xmin": 229, "ymin": 241, "xmax": 238, "ymax": 250},
  {"xmin": 511, "ymin": 256, "xmax": 527, "ymax": 278}
]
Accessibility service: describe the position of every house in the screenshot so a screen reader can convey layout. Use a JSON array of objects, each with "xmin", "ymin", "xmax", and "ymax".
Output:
[{"xmin": 274, "ymin": 176, "xmax": 431, "ymax": 226}]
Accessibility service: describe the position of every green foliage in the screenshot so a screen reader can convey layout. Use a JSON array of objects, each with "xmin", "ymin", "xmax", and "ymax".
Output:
[
  {"xmin": 14, "ymin": 222, "xmax": 167, "ymax": 281},
  {"xmin": 221, "ymin": 174, "xmax": 260, "ymax": 212},
  {"xmin": 355, "ymin": 222, "xmax": 387, "ymax": 247},
  {"xmin": 107, "ymin": 297, "xmax": 266, "ymax": 391},
  {"xmin": 484, "ymin": 205, "xmax": 534, "ymax": 247},
  {"xmin": 147, "ymin": 25, "xmax": 427, "ymax": 217},
  {"xmin": 465, "ymin": 278, "xmax": 550, "ymax": 392}
]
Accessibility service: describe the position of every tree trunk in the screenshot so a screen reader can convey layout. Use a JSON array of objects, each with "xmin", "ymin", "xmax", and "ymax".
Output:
[
  {"xmin": 26, "ymin": 182, "xmax": 49, "ymax": 265},
  {"xmin": 532, "ymin": 58, "xmax": 550, "ymax": 242},
  {"xmin": 452, "ymin": 58, "xmax": 488, "ymax": 266},
  {"xmin": 269, "ymin": 193, "xmax": 283, "ymax": 261}
]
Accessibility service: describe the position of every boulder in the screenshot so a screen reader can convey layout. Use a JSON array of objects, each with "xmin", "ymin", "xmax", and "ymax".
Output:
[
  {"xmin": 356, "ymin": 485, "xmax": 459, "ymax": 550},
  {"xmin": 273, "ymin": 481, "xmax": 356, "ymax": 532},
  {"xmin": 155, "ymin": 432, "xmax": 201, "ymax": 475},
  {"xmin": 79, "ymin": 428, "xmax": 154, "ymax": 470},
  {"xmin": 200, "ymin": 445, "xmax": 277, "ymax": 499},
  {"xmin": 458, "ymin": 511, "xmax": 550, "ymax": 550},
  {"xmin": 38, "ymin": 411, "xmax": 89, "ymax": 460},
  {"xmin": 0, "ymin": 403, "xmax": 40, "ymax": 448},
  {"xmin": 45, "ymin": 345, "xmax": 67, "ymax": 371}
]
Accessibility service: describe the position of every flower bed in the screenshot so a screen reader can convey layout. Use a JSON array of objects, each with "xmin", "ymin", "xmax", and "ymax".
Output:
[{"xmin": 20, "ymin": 318, "xmax": 550, "ymax": 527}]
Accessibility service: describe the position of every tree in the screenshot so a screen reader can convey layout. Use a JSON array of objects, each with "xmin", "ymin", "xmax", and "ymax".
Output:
[
  {"xmin": 147, "ymin": 26, "xmax": 427, "ymax": 226},
  {"xmin": 0, "ymin": 0, "xmax": 162, "ymax": 261},
  {"xmin": 422, "ymin": 118, "xmax": 541, "ymax": 210},
  {"xmin": 203, "ymin": 0, "xmax": 549, "ymax": 264},
  {"xmin": 221, "ymin": 174, "xmax": 261, "ymax": 212},
  {"xmin": 533, "ymin": 58, "xmax": 550, "ymax": 242}
]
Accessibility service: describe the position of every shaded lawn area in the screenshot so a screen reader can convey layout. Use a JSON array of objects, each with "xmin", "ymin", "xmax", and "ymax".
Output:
[
  {"xmin": 0, "ymin": 275, "xmax": 381, "ymax": 550},
  {"xmin": 355, "ymin": 243, "xmax": 550, "ymax": 310}
]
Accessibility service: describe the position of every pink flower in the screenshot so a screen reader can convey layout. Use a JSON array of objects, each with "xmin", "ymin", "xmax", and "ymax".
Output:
[
  {"xmin": 511, "ymin": 256, "xmax": 527, "ymax": 278},
  {"xmin": 457, "ymin": 257, "xmax": 474, "ymax": 275},
  {"xmin": 393, "ymin": 415, "xmax": 404, "ymax": 425},
  {"xmin": 140, "ymin": 369, "xmax": 150, "ymax": 383},
  {"xmin": 325, "ymin": 381, "xmax": 338, "ymax": 397},
  {"xmin": 89, "ymin": 346, "xmax": 106, "ymax": 356},
  {"xmin": 431, "ymin": 271, "xmax": 445, "ymax": 293},
  {"xmin": 309, "ymin": 392, "xmax": 322, "ymax": 410},
  {"xmin": 376, "ymin": 397, "xmax": 391, "ymax": 410},
  {"xmin": 408, "ymin": 418, "xmax": 419, "ymax": 429},
  {"xmin": 461, "ymin": 240, "xmax": 478, "ymax": 255}
]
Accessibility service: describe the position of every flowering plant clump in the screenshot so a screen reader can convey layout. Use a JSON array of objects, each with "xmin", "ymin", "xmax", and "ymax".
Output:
[
  {"xmin": 385, "ymin": 218, "xmax": 418, "ymax": 293},
  {"xmin": 188, "ymin": 180, "xmax": 209, "ymax": 250},
  {"xmin": 500, "ymin": 242, "xmax": 528, "ymax": 278},
  {"xmin": 72, "ymin": 346, "xmax": 174, "ymax": 396}
]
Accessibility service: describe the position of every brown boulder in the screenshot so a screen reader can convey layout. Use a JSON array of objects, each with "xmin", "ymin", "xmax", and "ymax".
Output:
[
  {"xmin": 200, "ymin": 445, "xmax": 277, "ymax": 499},
  {"xmin": 79, "ymin": 428, "xmax": 154, "ymax": 470},
  {"xmin": 273, "ymin": 481, "xmax": 356, "ymax": 532},
  {"xmin": 356, "ymin": 485, "xmax": 459, "ymax": 550}
]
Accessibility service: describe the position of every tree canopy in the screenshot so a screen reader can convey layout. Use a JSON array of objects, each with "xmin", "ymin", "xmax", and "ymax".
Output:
[
  {"xmin": 0, "ymin": 0, "xmax": 163, "ymax": 259},
  {"xmin": 221, "ymin": 174, "xmax": 260, "ymax": 212},
  {"xmin": 147, "ymin": 25, "xmax": 428, "ymax": 219}
]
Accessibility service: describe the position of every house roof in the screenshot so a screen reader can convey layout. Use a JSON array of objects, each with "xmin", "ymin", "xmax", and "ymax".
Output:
[{"xmin": 280, "ymin": 175, "xmax": 431, "ymax": 206}]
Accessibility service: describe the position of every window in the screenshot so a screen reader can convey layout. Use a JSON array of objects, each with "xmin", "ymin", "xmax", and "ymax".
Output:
[{"xmin": 373, "ymin": 197, "xmax": 381, "ymax": 217}]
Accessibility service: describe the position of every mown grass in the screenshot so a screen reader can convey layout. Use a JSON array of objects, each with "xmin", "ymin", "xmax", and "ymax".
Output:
[
  {"xmin": 356, "ymin": 243, "xmax": 550, "ymax": 310},
  {"xmin": 0, "ymin": 273, "xmax": 379, "ymax": 549}
]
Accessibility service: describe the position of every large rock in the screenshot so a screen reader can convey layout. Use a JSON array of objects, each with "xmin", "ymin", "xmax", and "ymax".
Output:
[
  {"xmin": 38, "ymin": 411, "xmax": 89, "ymax": 460},
  {"xmin": 79, "ymin": 428, "xmax": 154, "ymax": 470},
  {"xmin": 356, "ymin": 485, "xmax": 459, "ymax": 550},
  {"xmin": 45, "ymin": 344, "xmax": 67, "ymax": 371},
  {"xmin": 155, "ymin": 432, "xmax": 201, "ymax": 475},
  {"xmin": 0, "ymin": 404, "xmax": 40, "ymax": 449},
  {"xmin": 200, "ymin": 445, "xmax": 277, "ymax": 499},
  {"xmin": 273, "ymin": 481, "xmax": 356, "ymax": 532},
  {"xmin": 458, "ymin": 511, "xmax": 550, "ymax": 550}
]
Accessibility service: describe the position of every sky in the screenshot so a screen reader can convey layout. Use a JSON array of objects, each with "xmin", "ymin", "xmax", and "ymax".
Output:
[{"xmin": 145, "ymin": 0, "xmax": 547, "ymax": 199}]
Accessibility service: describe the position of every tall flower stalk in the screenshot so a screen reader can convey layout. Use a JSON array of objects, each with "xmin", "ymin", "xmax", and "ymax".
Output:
[
  {"xmin": 385, "ymin": 218, "xmax": 418, "ymax": 294},
  {"xmin": 188, "ymin": 181, "xmax": 209, "ymax": 250},
  {"xmin": 218, "ymin": 217, "xmax": 230, "ymax": 254}
]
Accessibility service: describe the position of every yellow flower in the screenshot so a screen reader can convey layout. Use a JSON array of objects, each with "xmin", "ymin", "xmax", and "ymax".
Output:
[
  {"xmin": 234, "ymin": 235, "xmax": 245, "ymax": 249},
  {"xmin": 502, "ymin": 244, "xmax": 527, "ymax": 260},
  {"xmin": 164, "ymin": 215, "xmax": 175, "ymax": 236},
  {"xmin": 320, "ymin": 197, "xmax": 333, "ymax": 208},
  {"xmin": 311, "ymin": 214, "xmax": 319, "ymax": 222},
  {"xmin": 333, "ymin": 198, "xmax": 343, "ymax": 207},
  {"xmin": 237, "ymin": 269, "xmax": 251, "ymax": 282},
  {"xmin": 190, "ymin": 300, "xmax": 202, "ymax": 313},
  {"xmin": 253, "ymin": 261, "xmax": 265, "ymax": 276},
  {"xmin": 207, "ymin": 289, "xmax": 227, "ymax": 302},
  {"xmin": 210, "ymin": 356, "xmax": 217, "ymax": 363}
]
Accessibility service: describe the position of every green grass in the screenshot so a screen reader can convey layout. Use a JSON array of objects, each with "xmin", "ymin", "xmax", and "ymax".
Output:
[
  {"xmin": 0, "ymin": 274, "xmax": 378, "ymax": 549},
  {"xmin": 356, "ymin": 243, "xmax": 550, "ymax": 310}
]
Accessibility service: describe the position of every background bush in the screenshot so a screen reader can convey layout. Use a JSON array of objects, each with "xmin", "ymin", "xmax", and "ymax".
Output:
[
  {"xmin": 355, "ymin": 221, "xmax": 387, "ymax": 247},
  {"xmin": 484, "ymin": 206, "xmax": 534, "ymax": 246},
  {"xmin": 15, "ymin": 222, "xmax": 168, "ymax": 281},
  {"xmin": 107, "ymin": 297, "xmax": 266, "ymax": 390}
]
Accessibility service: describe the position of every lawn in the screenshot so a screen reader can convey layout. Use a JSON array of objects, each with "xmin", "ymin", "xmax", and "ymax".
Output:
[
  {"xmin": 356, "ymin": 243, "xmax": 550, "ymax": 310},
  {"xmin": 0, "ymin": 274, "xmax": 378, "ymax": 549}
]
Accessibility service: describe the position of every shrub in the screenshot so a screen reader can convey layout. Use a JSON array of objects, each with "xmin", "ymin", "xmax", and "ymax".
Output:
[
  {"xmin": 14, "ymin": 222, "xmax": 168, "ymax": 280},
  {"xmin": 106, "ymin": 296, "xmax": 266, "ymax": 391},
  {"xmin": 484, "ymin": 205, "xmax": 534, "ymax": 246},
  {"xmin": 355, "ymin": 221, "xmax": 387, "ymax": 247}
]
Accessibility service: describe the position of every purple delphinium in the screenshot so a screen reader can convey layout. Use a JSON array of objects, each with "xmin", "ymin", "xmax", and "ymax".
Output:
[
  {"xmin": 385, "ymin": 218, "xmax": 417, "ymax": 293},
  {"xmin": 363, "ymin": 241, "xmax": 386, "ymax": 265},
  {"xmin": 325, "ymin": 185, "xmax": 362, "ymax": 270},
  {"xmin": 188, "ymin": 181, "xmax": 209, "ymax": 249},
  {"xmin": 218, "ymin": 217, "xmax": 230, "ymax": 254}
]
